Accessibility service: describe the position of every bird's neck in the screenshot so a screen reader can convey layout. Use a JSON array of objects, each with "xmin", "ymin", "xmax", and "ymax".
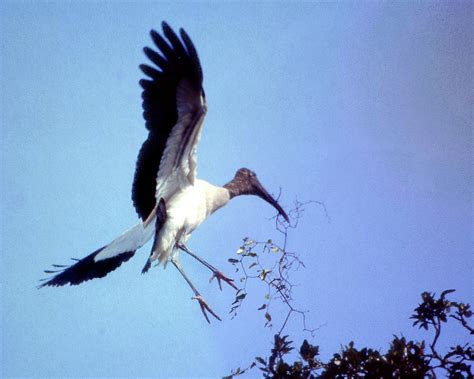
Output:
[
  {"xmin": 197, "ymin": 180, "xmax": 231, "ymax": 216},
  {"xmin": 223, "ymin": 180, "xmax": 237, "ymax": 199},
  {"xmin": 223, "ymin": 177, "xmax": 249, "ymax": 199}
]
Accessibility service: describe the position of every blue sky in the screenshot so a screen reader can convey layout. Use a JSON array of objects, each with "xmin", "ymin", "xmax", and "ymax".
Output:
[{"xmin": 1, "ymin": 2, "xmax": 472, "ymax": 377}]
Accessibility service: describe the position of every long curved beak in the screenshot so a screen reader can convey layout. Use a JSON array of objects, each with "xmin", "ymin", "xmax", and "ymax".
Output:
[{"xmin": 253, "ymin": 180, "xmax": 290, "ymax": 223}]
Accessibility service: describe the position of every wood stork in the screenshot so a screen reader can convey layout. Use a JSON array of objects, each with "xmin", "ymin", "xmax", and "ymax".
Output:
[{"xmin": 40, "ymin": 22, "xmax": 289, "ymax": 322}]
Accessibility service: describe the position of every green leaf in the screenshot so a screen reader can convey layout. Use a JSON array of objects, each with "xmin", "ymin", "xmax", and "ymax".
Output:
[
  {"xmin": 236, "ymin": 293, "xmax": 246, "ymax": 301},
  {"xmin": 441, "ymin": 289, "xmax": 456, "ymax": 298},
  {"xmin": 271, "ymin": 246, "xmax": 280, "ymax": 253},
  {"xmin": 259, "ymin": 269, "xmax": 272, "ymax": 281},
  {"xmin": 244, "ymin": 238, "xmax": 254, "ymax": 246}
]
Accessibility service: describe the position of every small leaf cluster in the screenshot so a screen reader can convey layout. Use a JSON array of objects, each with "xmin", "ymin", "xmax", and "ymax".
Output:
[
  {"xmin": 255, "ymin": 335, "xmax": 322, "ymax": 378},
  {"xmin": 409, "ymin": 290, "xmax": 473, "ymax": 378},
  {"xmin": 411, "ymin": 289, "xmax": 458, "ymax": 330},
  {"xmin": 411, "ymin": 289, "xmax": 473, "ymax": 332}
]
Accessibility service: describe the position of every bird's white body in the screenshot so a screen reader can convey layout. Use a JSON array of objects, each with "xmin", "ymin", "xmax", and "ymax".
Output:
[{"xmin": 150, "ymin": 179, "xmax": 230, "ymax": 265}]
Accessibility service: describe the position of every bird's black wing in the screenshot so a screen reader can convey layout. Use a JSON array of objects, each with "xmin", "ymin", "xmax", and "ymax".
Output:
[{"xmin": 132, "ymin": 22, "xmax": 204, "ymax": 221}]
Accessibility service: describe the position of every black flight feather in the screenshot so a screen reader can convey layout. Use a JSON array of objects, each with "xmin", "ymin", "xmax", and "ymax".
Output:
[{"xmin": 143, "ymin": 47, "xmax": 168, "ymax": 71}]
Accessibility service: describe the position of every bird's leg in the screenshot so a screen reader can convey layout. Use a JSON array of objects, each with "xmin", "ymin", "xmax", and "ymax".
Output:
[
  {"xmin": 170, "ymin": 258, "xmax": 221, "ymax": 323},
  {"xmin": 176, "ymin": 243, "xmax": 238, "ymax": 291}
]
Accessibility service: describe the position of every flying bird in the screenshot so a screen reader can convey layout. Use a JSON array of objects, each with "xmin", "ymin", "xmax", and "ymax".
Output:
[{"xmin": 40, "ymin": 22, "xmax": 289, "ymax": 322}]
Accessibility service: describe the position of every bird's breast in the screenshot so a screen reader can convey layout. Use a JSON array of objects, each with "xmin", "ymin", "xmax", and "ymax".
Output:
[
  {"xmin": 165, "ymin": 184, "xmax": 207, "ymax": 234},
  {"xmin": 165, "ymin": 180, "xmax": 230, "ymax": 236}
]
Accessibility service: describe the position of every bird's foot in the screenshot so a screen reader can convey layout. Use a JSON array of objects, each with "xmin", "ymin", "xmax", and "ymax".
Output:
[
  {"xmin": 192, "ymin": 295, "xmax": 222, "ymax": 323},
  {"xmin": 209, "ymin": 270, "xmax": 238, "ymax": 291}
]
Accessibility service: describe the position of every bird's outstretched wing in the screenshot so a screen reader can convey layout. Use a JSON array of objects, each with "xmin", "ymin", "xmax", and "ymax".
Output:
[{"xmin": 132, "ymin": 22, "xmax": 206, "ymax": 221}]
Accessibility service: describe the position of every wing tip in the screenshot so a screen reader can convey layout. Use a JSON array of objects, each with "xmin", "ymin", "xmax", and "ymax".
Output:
[
  {"xmin": 150, "ymin": 29, "xmax": 159, "ymax": 39},
  {"xmin": 161, "ymin": 20, "xmax": 171, "ymax": 33}
]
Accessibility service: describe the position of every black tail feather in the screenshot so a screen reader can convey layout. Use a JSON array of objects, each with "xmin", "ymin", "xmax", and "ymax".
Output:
[
  {"xmin": 141, "ymin": 259, "xmax": 152, "ymax": 274},
  {"xmin": 142, "ymin": 198, "xmax": 167, "ymax": 274}
]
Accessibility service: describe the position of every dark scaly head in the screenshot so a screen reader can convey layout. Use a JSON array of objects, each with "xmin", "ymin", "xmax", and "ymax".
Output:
[{"xmin": 224, "ymin": 168, "xmax": 289, "ymax": 222}]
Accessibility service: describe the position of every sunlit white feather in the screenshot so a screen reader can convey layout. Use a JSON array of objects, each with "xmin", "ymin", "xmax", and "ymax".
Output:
[{"xmin": 151, "ymin": 179, "xmax": 230, "ymax": 265}]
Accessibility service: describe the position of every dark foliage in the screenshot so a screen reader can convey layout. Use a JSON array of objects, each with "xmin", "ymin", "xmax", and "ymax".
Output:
[{"xmin": 227, "ymin": 290, "xmax": 473, "ymax": 378}]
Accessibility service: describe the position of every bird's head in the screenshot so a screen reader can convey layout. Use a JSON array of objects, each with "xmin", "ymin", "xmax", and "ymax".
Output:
[{"xmin": 225, "ymin": 168, "xmax": 289, "ymax": 223}]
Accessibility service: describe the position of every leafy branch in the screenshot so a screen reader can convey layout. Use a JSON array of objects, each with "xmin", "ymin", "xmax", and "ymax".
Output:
[
  {"xmin": 228, "ymin": 200, "xmax": 325, "ymax": 335},
  {"xmin": 225, "ymin": 200, "xmax": 327, "ymax": 378}
]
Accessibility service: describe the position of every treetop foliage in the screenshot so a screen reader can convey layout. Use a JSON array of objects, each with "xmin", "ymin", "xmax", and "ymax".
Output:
[{"xmin": 230, "ymin": 290, "xmax": 472, "ymax": 379}]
